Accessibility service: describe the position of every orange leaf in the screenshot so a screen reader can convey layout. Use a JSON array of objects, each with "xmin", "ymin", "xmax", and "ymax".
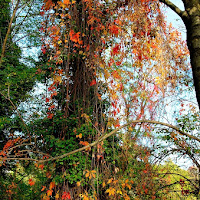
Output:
[
  {"xmin": 41, "ymin": 186, "xmax": 46, "ymax": 191},
  {"xmin": 109, "ymin": 25, "xmax": 119, "ymax": 36},
  {"xmin": 39, "ymin": 164, "xmax": 44, "ymax": 170},
  {"xmin": 47, "ymin": 189, "xmax": 53, "ymax": 197},
  {"xmin": 49, "ymin": 182, "xmax": 55, "ymax": 190},
  {"xmin": 63, "ymin": 0, "xmax": 70, "ymax": 5},
  {"xmin": 79, "ymin": 141, "xmax": 89, "ymax": 146},
  {"xmin": 76, "ymin": 182, "xmax": 81, "ymax": 187},
  {"xmin": 28, "ymin": 179, "xmax": 35, "ymax": 186},
  {"xmin": 76, "ymin": 133, "xmax": 82, "ymax": 138},
  {"xmin": 90, "ymin": 79, "xmax": 96, "ymax": 86}
]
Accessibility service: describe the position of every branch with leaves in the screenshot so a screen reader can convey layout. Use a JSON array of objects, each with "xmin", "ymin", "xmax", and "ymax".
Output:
[{"xmin": 1, "ymin": 119, "xmax": 198, "ymax": 163}]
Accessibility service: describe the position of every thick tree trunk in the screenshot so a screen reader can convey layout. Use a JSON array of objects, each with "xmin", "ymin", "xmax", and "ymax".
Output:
[{"xmin": 183, "ymin": 0, "xmax": 200, "ymax": 109}]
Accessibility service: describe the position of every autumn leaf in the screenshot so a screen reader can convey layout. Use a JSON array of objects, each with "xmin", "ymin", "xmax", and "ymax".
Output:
[
  {"xmin": 76, "ymin": 182, "xmax": 81, "ymax": 187},
  {"xmin": 44, "ymin": 0, "xmax": 54, "ymax": 10},
  {"xmin": 28, "ymin": 179, "xmax": 35, "ymax": 186},
  {"xmin": 79, "ymin": 141, "xmax": 89, "ymax": 146},
  {"xmin": 109, "ymin": 25, "xmax": 119, "ymax": 36},
  {"xmin": 105, "ymin": 187, "xmax": 116, "ymax": 196},
  {"xmin": 49, "ymin": 182, "xmax": 55, "ymax": 190},
  {"xmin": 80, "ymin": 194, "xmax": 89, "ymax": 200},
  {"xmin": 47, "ymin": 189, "xmax": 53, "ymax": 196},
  {"xmin": 76, "ymin": 133, "xmax": 82, "ymax": 138},
  {"xmin": 85, "ymin": 171, "xmax": 90, "ymax": 178},
  {"xmin": 112, "ymin": 44, "xmax": 120, "ymax": 55},
  {"xmin": 55, "ymin": 192, "xmax": 59, "ymax": 199},
  {"xmin": 117, "ymin": 190, "xmax": 122, "ymax": 194},
  {"xmin": 39, "ymin": 164, "xmax": 44, "ymax": 170},
  {"xmin": 53, "ymin": 75, "xmax": 62, "ymax": 84},
  {"xmin": 41, "ymin": 186, "xmax": 46, "ymax": 191},
  {"xmin": 62, "ymin": 191, "xmax": 71, "ymax": 200},
  {"xmin": 47, "ymin": 112, "xmax": 54, "ymax": 119},
  {"xmin": 107, "ymin": 178, "xmax": 113, "ymax": 184},
  {"xmin": 97, "ymin": 93, "xmax": 101, "ymax": 100},
  {"xmin": 84, "ymin": 170, "xmax": 96, "ymax": 179},
  {"xmin": 90, "ymin": 79, "xmax": 96, "ymax": 86}
]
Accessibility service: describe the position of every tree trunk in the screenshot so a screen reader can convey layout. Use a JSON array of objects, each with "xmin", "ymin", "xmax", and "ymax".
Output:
[{"xmin": 183, "ymin": 0, "xmax": 200, "ymax": 108}]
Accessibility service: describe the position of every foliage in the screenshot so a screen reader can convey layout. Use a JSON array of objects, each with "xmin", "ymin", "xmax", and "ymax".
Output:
[{"xmin": 0, "ymin": 0, "xmax": 199, "ymax": 199}]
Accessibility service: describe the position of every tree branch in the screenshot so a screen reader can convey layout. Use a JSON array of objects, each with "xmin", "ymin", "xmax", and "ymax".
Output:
[
  {"xmin": 1, "ymin": 120, "xmax": 199, "ymax": 163},
  {"xmin": 159, "ymin": 0, "xmax": 188, "ymax": 20},
  {"xmin": 36, "ymin": 119, "xmax": 199, "ymax": 163},
  {"xmin": 159, "ymin": 172, "xmax": 199, "ymax": 189},
  {"xmin": 0, "ymin": 0, "xmax": 20, "ymax": 68}
]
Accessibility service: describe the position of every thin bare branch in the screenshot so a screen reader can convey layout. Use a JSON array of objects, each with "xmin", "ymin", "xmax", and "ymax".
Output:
[
  {"xmin": 0, "ymin": 91, "xmax": 30, "ymax": 136},
  {"xmin": 0, "ymin": 0, "xmax": 20, "ymax": 68}
]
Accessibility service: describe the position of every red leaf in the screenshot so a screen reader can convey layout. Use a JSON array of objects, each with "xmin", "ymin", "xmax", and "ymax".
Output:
[
  {"xmin": 41, "ymin": 47, "xmax": 46, "ymax": 54},
  {"xmin": 109, "ymin": 25, "xmax": 119, "ymax": 36},
  {"xmin": 48, "ymin": 104, "xmax": 55, "ymax": 110},
  {"xmin": 112, "ymin": 44, "xmax": 120, "ymax": 55},
  {"xmin": 90, "ymin": 79, "xmax": 96, "ymax": 86},
  {"xmin": 47, "ymin": 112, "xmax": 54, "ymax": 119},
  {"xmin": 62, "ymin": 191, "xmax": 71, "ymax": 200},
  {"xmin": 28, "ymin": 179, "xmax": 35, "ymax": 186}
]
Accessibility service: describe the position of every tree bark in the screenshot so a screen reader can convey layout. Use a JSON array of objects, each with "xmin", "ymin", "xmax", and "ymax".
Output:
[{"xmin": 183, "ymin": 0, "xmax": 200, "ymax": 109}]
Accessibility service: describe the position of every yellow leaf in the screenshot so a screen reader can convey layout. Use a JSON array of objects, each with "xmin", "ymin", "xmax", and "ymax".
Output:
[
  {"xmin": 117, "ymin": 190, "xmax": 122, "ymax": 195},
  {"xmin": 53, "ymin": 75, "xmax": 62, "ymax": 84},
  {"xmin": 107, "ymin": 178, "xmax": 113, "ymax": 184},
  {"xmin": 58, "ymin": 40, "xmax": 62, "ymax": 44},
  {"xmin": 76, "ymin": 133, "xmax": 82, "ymax": 138},
  {"xmin": 105, "ymin": 187, "xmax": 115, "ymax": 196},
  {"xmin": 55, "ymin": 192, "xmax": 59, "ymax": 199},
  {"xmin": 128, "ymin": 127, "xmax": 133, "ymax": 132},
  {"xmin": 155, "ymin": 76, "xmax": 160, "ymax": 84}
]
